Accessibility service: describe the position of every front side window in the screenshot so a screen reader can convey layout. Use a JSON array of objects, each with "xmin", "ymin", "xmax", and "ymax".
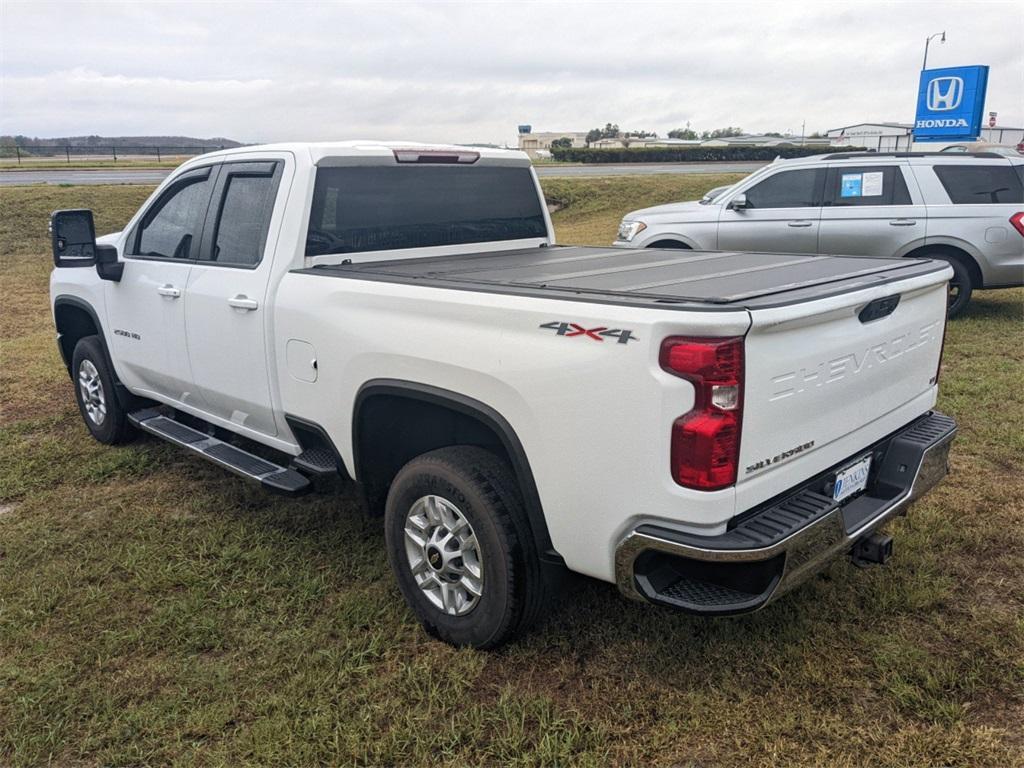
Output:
[
  {"xmin": 305, "ymin": 165, "xmax": 548, "ymax": 256},
  {"xmin": 135, "ymin": 171, "xmax": 213, "ymax": 259},
  {"xmin": 933, "ymin": 165, "xmax": 1024, "ymax": 204},
  {"xmin": 742, "ymin": 169, "xmax": 824, "ymax": 209},
  {"xmin": 825, "ymin": 166, "xmax": 912, "ymax": 206},
  {"xmin": 208, "ymin": 165, "xmax": 280, "ymax": 266}
]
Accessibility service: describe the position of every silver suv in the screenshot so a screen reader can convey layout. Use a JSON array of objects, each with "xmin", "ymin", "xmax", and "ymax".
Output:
[{"xmin": 614, "ymin": 152, "xmax": 1024, "ymax": 315}]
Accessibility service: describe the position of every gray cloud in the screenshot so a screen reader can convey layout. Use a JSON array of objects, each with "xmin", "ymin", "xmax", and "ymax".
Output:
[{"xmin": 2, "ymin": 0, "xmax": 1021, "ymax": 144}]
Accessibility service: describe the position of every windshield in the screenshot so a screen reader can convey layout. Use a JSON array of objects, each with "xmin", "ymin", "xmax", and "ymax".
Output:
[{"xmin": 306, "ymin": 165, "xmax": 547, "ymax": 256}]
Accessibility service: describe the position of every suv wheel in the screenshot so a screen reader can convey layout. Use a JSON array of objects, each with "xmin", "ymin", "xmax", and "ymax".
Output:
[
  {"xmin": 71, "ymin": 336, "xmax": 135, "ymax": 445},
  {"xmin": 384, "ymin": 446, "xmax": 549, "ymax": 649},
  {"xmin": 934, "ymin": 254, "xmax": 973, "ymax": 318}
]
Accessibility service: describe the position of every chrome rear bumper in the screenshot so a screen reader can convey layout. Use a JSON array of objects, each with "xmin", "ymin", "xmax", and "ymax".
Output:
[{"xmin": 615, "ymin": 412, "xmax": 956, "ymax": 615}]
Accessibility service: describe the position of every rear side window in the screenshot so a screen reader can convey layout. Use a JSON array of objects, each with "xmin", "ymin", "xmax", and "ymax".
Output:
[
  {"xmin": 933, "ymin": 165, "xmax": 1024, "ymax": 204},
  {"xmin": 134, "ymin": 170, "xmax": 213, "ymax": 259},
  {"xmin": 306, "ymin": 165, "xmax": 547, "ymax": 256},
  {"xmin": 207, "ymin": 162, "xmax": 281, "ymax": 266},
  {"xmin": 742, "ymin": 169, "xmax": 824, "ymax": 209},
  {"xmin": 825, "ymin": 166, "xmax": 912, "ymax": 206}
]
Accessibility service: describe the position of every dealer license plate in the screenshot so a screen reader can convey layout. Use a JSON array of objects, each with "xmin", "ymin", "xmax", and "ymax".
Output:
[{"xmin": 833, "ymin": 455, "xmax": 872, "ymax": 503}]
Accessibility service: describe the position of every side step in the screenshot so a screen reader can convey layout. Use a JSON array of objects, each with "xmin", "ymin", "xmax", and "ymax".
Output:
[
  {"xmin": 291, "ymin": 446, "xmax": 339, "ymax": 477},
  {"xmin": 128, "ymin": 408, "xmax": 311, "ymax": 496}
]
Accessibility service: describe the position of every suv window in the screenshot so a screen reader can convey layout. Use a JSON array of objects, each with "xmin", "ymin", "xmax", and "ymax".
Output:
[
  {"xmin": 305, "ymin": 165, "xmax": 547, "ymax": 256},
  {"xmin": 933, "ymin": 165, "xmax": 1024, "ymax": 204},
  {"xmin": 134, "ymin": 169, "xmax": 214, "ymax": 259},
  {"xmin": 742, "ymin": 169, "xmax": 824, "ymax": 209},
  {"xmin": 206, "ymin": 162, "xmax": 281, "ymax": 267},
  {"xmin": 825, "ymin": 166, "xmax": 912, "ymax": 206}
]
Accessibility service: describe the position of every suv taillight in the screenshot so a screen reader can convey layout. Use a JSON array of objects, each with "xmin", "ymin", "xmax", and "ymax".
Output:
[
  {"xmin": 660, "ymin": 336, "xmax": 744, "ymax": 491},
  {"xmin": 1010, "ymin": 212, "xmax": 1024, "ymax": 238}
]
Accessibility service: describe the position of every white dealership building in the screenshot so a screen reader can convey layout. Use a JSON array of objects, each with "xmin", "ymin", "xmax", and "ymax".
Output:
[{"xmin": 827, "ymin": 121, "xmax": 1024, "ymax": 152}]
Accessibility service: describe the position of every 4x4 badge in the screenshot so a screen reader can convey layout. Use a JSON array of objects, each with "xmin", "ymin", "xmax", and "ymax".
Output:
[{"xmin": 540, "ymin": 321, "xmax": 638, "ymax": 344}]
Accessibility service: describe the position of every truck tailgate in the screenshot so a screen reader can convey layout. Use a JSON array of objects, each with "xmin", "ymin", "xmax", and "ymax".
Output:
[{"xmin": 737, "ymin": 265, "xmax": 951, "ymax": 508}]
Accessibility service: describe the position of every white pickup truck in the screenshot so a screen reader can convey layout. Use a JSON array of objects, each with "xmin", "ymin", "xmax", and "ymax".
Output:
[{"xmin": 50, "ymin": 142, "xmax": 957, "ymax": 648}]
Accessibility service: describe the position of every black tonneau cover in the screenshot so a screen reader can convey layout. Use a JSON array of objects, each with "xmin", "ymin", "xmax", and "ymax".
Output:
[{"xmin": 300, "ymin": 246, "xmax": 948, "ymax": 311}]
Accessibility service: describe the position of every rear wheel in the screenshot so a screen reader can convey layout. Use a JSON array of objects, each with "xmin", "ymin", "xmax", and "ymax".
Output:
[
  {"xmin": 71, "ymin": 336, "xmax": 135, "ymax": 445},
  {"xmin": 932, "ymin": 254, "xmax": 973, "ymax": 317},
  {"xmin": 384, "ymin": 446, "xmax": 549, "ymax": 649}
]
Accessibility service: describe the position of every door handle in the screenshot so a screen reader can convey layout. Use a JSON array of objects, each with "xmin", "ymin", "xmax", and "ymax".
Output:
[
  {"xmin": 787, "ymin": 220, "xmax": 813, "ymax": 228},
  {"xmin": 227, "ymin": 294, "xmax": 259, "ymax": 311},
  {"xmin": 156, "ymin": 284, "xmax": 181, "ymax": 298},
  {"xmin": 889, "ymin": 219, "xmax": 917, "ymax": 226}
]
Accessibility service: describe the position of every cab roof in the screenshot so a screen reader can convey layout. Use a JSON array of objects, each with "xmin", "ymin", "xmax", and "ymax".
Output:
[{"xmin": 186, "ymin": 141, "xmax": 531, "ymax": 167}]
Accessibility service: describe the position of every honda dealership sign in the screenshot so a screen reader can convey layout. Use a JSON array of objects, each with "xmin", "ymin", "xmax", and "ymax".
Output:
[{"xmin": 914, "ymin": 65, "xmax": 989, "ymax": 142}]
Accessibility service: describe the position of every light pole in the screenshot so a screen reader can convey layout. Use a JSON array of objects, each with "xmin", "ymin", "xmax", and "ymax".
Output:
[{"xmin": 922, "ymin": 31, "xmax": 945, "ymax": 70}]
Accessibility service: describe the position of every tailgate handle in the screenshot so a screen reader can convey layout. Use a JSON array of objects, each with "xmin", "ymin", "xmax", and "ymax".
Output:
[{"xmin": 859, "ymin": 295, "xmax": 901, "ymax": 323}]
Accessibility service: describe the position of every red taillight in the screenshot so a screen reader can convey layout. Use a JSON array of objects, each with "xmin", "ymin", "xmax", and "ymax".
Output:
[
  {"xmin": 660, "ymin": 336, "xmax": 744, "ymax": 491},
  {"xmin": 1010, "ymin": 212, "xmax": 1024, "ymax": 238}
]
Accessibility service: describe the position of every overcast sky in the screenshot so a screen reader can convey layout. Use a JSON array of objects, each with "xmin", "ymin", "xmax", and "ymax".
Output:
[{"xmin": 2, "ymin": 0, "xmax": 1021, "ymax": 145}]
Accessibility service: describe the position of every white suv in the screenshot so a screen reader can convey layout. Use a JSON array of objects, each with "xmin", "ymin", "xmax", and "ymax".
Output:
[{"xmin": 614, "ymin": 152, "xmax": 1024, "ymax": 316}]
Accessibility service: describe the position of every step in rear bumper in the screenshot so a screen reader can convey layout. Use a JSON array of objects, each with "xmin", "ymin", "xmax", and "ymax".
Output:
[{"xmin": 614, "ymin": 411, "xmax": 956, "ymax": 615}]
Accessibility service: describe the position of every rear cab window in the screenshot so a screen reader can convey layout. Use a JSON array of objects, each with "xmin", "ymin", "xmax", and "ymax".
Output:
[
  {"xmin": 932, "ymin": 164, "xmax": 1024, "ymax": 204},
  {"xmin": 824, "ymin": 165, "xmax": 912, "ymax": 206},
  {"xmin": 305, "ymin": 164, "xmax": 547, "ymax": 256}
]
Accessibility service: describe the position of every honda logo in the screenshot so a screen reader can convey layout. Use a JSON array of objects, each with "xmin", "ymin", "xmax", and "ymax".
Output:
[{"xmin": 927, "ymin": 76, "xmax": 964, "ymax": 111}]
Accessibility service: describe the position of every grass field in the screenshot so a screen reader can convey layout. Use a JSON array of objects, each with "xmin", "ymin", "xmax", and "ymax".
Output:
[{"xmin": 1, "ymin": 177, "xmax": 1023, "ymax": 767}]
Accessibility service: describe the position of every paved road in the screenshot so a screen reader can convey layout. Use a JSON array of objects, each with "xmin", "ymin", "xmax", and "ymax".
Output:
[
  {"xmin": 0, "ymin": 169, "xmax": 172, "ymax": 186},
  {"xmin": 536, "ymin": 161, "xmax": 764, "ymax": 177},
  {"xmin": 0, "ymin": 161, "xmax": 763, "ymax": 187}
]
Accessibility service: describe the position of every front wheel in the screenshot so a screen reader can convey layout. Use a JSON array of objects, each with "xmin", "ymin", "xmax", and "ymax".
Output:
[
  {"xmin": 384, "ymin": 446, "xmax": 549, "ymax": 649},
  {"xmin": 71, "ymin": 336, "xmax": 135, "ymax": 445}
]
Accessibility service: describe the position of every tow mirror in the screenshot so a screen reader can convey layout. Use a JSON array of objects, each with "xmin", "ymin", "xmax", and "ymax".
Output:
[
  {"xmin": 50, "ymin": 209, "xmax": 97, "ymax": 267},
  {"xmin": 728, "ymin": 193, "xmax": 750, "ymax": 211}
]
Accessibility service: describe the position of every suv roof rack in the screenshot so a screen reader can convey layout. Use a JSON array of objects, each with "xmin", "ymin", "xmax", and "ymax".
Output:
[{"xmin": 822, "ymin": 151, "xmax": 1007, "ymax": 160}]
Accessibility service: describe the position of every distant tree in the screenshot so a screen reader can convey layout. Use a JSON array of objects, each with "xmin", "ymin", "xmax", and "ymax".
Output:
[
  {"xmin": 550, "ymin": 137, "xmax": 573, "ymax": 150},
  {"xmin": 623, "ymin": 130, "xmax": 657, "ymax": 139},
  {"xmin": 585, "ymin": 123, "xmax": 621, "ymax": 146},
  {"xmin": 809, "ymin": 131, "xmax": 825, "ymax": 138},
  {"xmin": 763, "ymin": 132, "xmax": 784, "ymax": 138},
  {"xmin": 700, "ymin": 127, "xmax": 744, "ymax": 139},
  {"xmin": 667, "ymin": 128, "xmax": 699, "ymax": 140}
]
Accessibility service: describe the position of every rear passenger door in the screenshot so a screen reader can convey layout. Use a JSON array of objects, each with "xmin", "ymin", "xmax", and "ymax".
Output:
[
  {"xmin": 717, "ymin": 167, "xmax": 825, "ymax": 254},
  {"xmin": 184, "ymin": 160, "xmax": 284, "ymax": 436},
  {"xmin": 818, "ymin": 164, "xmax": 926, "ymax": 257}
]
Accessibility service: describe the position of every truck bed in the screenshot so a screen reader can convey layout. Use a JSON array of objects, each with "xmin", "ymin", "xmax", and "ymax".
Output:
[{"xmin": 300, "ymin": 246, "xmax": 948, "ymax": 310}]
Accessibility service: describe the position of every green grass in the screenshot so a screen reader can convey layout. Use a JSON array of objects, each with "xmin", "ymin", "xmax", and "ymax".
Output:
[{"xmin": 1, "ymin": 181, "xmax": 1023, "ymax": 767}]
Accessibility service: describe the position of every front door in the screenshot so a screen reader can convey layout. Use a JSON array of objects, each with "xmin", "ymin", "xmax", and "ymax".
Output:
[
  {"xmin": 718, "ymin": 167, "xmax": 826, "ymax": 254},
  {"xmin": 184, "ymin": 160, "xmax": 284, "ymax": 437},
  {"xmin": 105, "ymin": 166, "xmax": 216, "ymax": 404}
]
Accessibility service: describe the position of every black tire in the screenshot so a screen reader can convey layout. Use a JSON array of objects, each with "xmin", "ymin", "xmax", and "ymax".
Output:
[
  {"xmin": 384, "ymin": 446, "xmax": 549, "ymax": 649},
  {"xmin": 71, "ymin": 335, "xmax": 135, "ymax": 445},
  {"xmin": 934, "ymin": 254, "xmax": 973, "ymax": 318}
]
